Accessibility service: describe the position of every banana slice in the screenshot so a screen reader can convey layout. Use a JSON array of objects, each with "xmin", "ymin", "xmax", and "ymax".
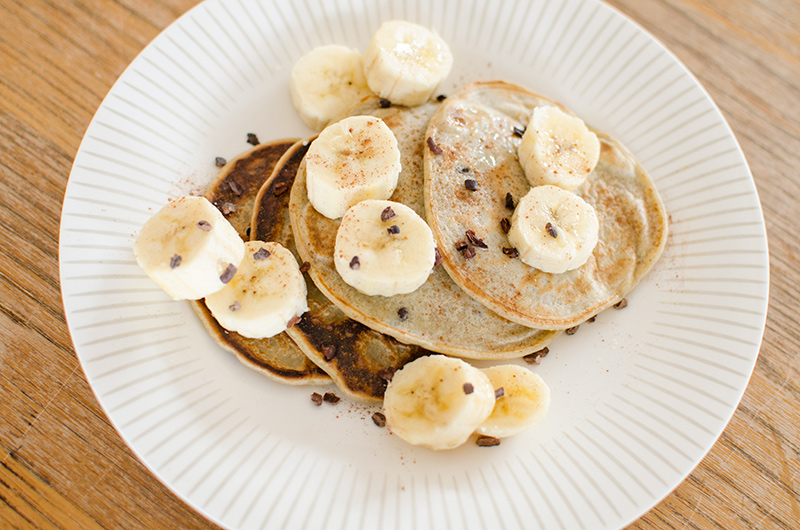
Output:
[
  {"xmin": 204, "ymin": 241, "xmax": 308, "ymax": 339},
  {"xmin": 306, "ymin": 115, "xmax": 401, "ymax": 219},
  {"xmin": 507, "ymin": 184, "xmax": 599, "ymax": 274},
  {"xmin": 290, "ymin": 45, "xmax": 374, "ymax": 131},
  {"xmin": 383, "ymin": 355, "xmax": 495, "ymax": 450},
  {"xmin": 363, "ymin": 20, "xmax": 453, "ymax": 107},
  {"xmin": 133, "ymin": 196, "xmax": 245, "ymax": 300},
  {"xmin": 517, "ymin": 106, "xmax": 600, "ymax": 191},
  {"xmin": 476, "ymin": 365, "xmax": 551, "ymax": 438},
  {"xmin": 334, "ymin": 199, "xmax": 436, "ymax": 297}
]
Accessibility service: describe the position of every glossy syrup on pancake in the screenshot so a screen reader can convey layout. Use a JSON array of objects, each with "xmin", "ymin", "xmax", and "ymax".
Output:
[
  {"xmin": 423, "ymin": 81, "xmax": 669, "ymax": 330},
  {"xmin": 190, "ymin": 139, "xmax": 330, "ymax": 385},
  {"xmin": 289, "ymin": 97, "xmax": 560, "ymax": 358},
  {"xmin": 252, "ymin": 140, "xmax": 431, "ymax": 402}
]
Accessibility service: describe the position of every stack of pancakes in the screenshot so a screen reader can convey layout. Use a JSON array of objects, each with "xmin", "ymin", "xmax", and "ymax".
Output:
[{"xmin": 193, "ymin": 81, "xmax": 668, "ymax": 403}]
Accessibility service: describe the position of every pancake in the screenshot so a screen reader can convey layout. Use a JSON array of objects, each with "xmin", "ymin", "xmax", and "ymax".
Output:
[
  {"xmin": 192, "ymin": 302, "xmax": 329, "ymax": 384},
  {"xmin": 423, "ymin": 81, "xmax": 669, "ymax": 330},
  {"xmin": 190, "ymin": 139, "xmax": 330, "ymax": 385},
  {"xmin": 289, "ymin": 97, "xmax": 559, "ymax": 358},
  {"xmin": 252, "ymin": 140, "xmax": 431, "ymax": 403}
]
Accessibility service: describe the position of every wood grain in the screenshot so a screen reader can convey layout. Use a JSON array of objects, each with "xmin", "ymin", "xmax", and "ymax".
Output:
[{"xmin": 0, "ymin": 0, "xmax": 797, "ymax": 528}]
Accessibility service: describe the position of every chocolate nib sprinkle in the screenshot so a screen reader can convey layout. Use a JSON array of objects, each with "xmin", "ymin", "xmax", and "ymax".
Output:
[
  {"xmin": 247, "ymin": 132, "xmax": 259, "ymax": 145},
  {"xmin": 512, "ymin": 126, "xmax": 526, "ymax": 138},
  {"xmin": 214, "ymin": 156, "xmax": 227, "ymax": 167},
  {"xmin": 463, "ymin": 382, "xmax": 474, "ymax": 395},
  {"xmin": 565, "ymin": 325, "xmax": 579, "ymax": 335},
  {"xmin": 287, "ymin": 314, "xmax": 302, "ymax": 328},
  {"xmin": 459, "ymin": 166, "xmax": 471, "ymax": 173},
  {"xmin": 397, "ymin": 307, "xmax": 408, "ymax": 321},
  {"xmin": 464, "ymin": 179, "xmax": 478, "ymax": 191},
  {"xmin": 299, "ymin": 261, "xmax": 311, "ymax": 273},
  {"xmin": 545, "ymin": 222, "xmax": 558, "ymax": 238},
  {"xmin": 500, "ymin": 217, "xmax": 512, "ymax": 234},
  {"xmin": 311, "ymin": 392, "xmax": 323, "ymax": 406},
  {"xmin": 272, "ymin": 181, "xmax": 290, "ymax": 196},
  {"xmin": 372, "ymin": 411, "xmax": 387, "ymax": 427},
  {"xmin": 322, "ymin": 345, "xmax": 337, "ymax": 361},
  {"xmin": 228, "ymin": 180, "xmax": 243, "ymax": 196},
  {"xmin": 169, "ymin": 254, "xmax": 182, "ymax": 269},
  {"xmin": 455, "ymin": 240, "xmax": 469, "ymax": 252},
  {"xmin": 495, "ymin": 387, "xmax": 505, "ymax": 399},
  {"xmin": 323, "ymin": 392, "xmax": 340, "ymax": 404},
  {"xmin": 253, "ymin": 247, "xmax": 271, "ymax": 260},
  {"xmin": 434, "ymin": 247, "xmax": 443, "ymax": 266},
  {"xmin": 378, "ymin": 367, "xmax": 396, "ymax": 381},
  {"xmin": 476, "ymin": 435, "xmax": 501, "ymax": 447},
  {"xmin": 380, "ymin": 206, "xmax": 396, "ymax": 222},
  {"xmin": 228, "ymin": 301, "xmax": 240, "ymax": 312},
  {"xmin": 379, "ymin": 98, "xmax": 391, "ymax": 108},
  {"xmin": 219, "ymin": 263, "xmax": 237, "ymax": 284},
  {"xmin": 387, "ymin": 225, "xmax": 400, "ymax": 235},
  {"xmin": 426, "ymin": 136, "xmax": 443, "ymax": 155},
  {"xmin": 587, "ymin": 315, "xmax": 597, "ymax": 323},
  {"xmin": 465, "ymin": 229, "xmax": 487, "ymax": 249},
  {"xmin": 523, "ymin": 346, "xmax": 550, "ymax": 365},
  {"xmin": 462, "ymin": 247, "xmax": 476, "ymax": 260},
  {"xmin": 436, "ymin": 94, "xmax": 447, "ymax": 102},
  {"xmin": 349, "ymin": 256, "xmax": 360, "ymax": 269},
  {"xmin": 524, "ymin": 353, "xmax": 542, "ymax": 365},
  {"xmin": 614, "ymin": 298, "xmax": 628, "ymax": 309},
  {"xmin": 221, "ymin": 202, "xmax": 237, "ymax": 215},
  {"xmin": 502, "ymin": 247, "xmax": 519, "ymax": 258},
  {"xmin": 196, "ymin": 220, "xmax": 212, "ymax": 231},
  {"xmin": 505, "ymin": 192, "xmax": 515, "ymax": 210}
]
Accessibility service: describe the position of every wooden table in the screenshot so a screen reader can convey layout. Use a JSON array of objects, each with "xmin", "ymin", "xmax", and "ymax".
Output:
[{"xmin": 1, "ymin": 0, "xmax": 797, "ymax": 528}]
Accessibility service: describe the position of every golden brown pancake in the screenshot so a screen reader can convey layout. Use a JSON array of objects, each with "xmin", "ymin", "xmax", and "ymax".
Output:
[
  {"xmin": 289, "ymin": 98, "xmax": 559, "ymax": 358},
  {"xmin": 252, "ymin": 140, "xmax": 431, "ymax": 402},
  {"xmin": 193, "ymin": 302, "xmax": 329, "ymax": 384},
  {"xmin": 190, "ymin": 139, "xmax": 330, "ymax": 385},
  {"xmin": 423, "ymin": 81, "xmax": 669, "ymax": 330}
]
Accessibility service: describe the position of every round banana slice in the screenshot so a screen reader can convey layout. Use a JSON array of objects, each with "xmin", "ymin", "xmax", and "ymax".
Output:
[
  {"xmin": 383, "ymin": 355, "xmax": 495, "ymax": 450},
  {"xmin": 508, "ymin": 184, "xmax": 600, "ymax": 274},
  {"xmin": 306, "ymin": 115, "xmax": 401, "ymax": 219},
  {"xmin": 363, "ymin": 20, "xmax": 453, "ymax": 107},
  {"xmin": 290, "ymin": 45, "xmax": 374, "ymax": 131},
  {"xmin": 334, "ymin": 199, "xmax": 436, "ymax": 297},
  {"xmin": 133, "ymin": 196, "xmax": 245, "ymax": 300},
  {"xmin": 518, "ymin": 105, "xmax": 600, "ymax": 190},
  {"xmin": 476, "ymin": 365, "xmax": 551, "ymax": 438},
  {"xmin": 204, "ymin": 241, "xmax": 308, "ymax": 339}
]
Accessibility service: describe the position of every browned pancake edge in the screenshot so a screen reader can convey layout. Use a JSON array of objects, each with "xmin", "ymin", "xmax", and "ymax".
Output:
[{"xmin": 192, "ymin": 138, "xmax": 330, "ymax": 385}]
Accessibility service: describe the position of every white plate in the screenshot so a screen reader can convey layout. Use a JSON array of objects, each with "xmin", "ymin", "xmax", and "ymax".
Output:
[{"xmin": 59, "ymin": 0, "xmax": 769, "ymax": 528}]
